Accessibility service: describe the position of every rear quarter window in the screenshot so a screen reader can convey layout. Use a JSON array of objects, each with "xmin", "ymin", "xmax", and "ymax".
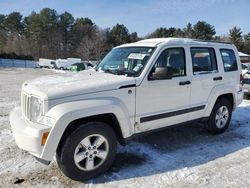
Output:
[{"xmin": 220, "ymin": 49, "xmax": 238, "ymax": 72}]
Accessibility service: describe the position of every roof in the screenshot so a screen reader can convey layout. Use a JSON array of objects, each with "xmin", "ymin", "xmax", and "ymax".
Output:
[
  {"xmin": 116, "ymin": 38, "xmax": 234, "ymax": 48},
  {"xmin": 238, "ymin": 51, "xmax": 250, "ymax": 57}
]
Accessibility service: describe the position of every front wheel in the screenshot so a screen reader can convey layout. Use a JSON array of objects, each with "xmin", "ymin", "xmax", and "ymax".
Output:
[
  {"xmin": 56, "ymin": 122, "xmax": 117, "ymax": 182},
  {"xmin": 206, "ymin": 98, "xmax": 232, "ymax": 134}
]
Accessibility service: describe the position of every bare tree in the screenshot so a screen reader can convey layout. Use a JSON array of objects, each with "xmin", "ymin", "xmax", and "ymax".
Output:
[{"xmin": 77, "ymin": 30, "xmax": 108, "ymax": 60}]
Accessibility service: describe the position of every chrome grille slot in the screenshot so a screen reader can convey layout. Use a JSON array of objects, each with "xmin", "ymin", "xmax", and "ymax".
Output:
[
  {"xmin": 22, "ymin": 93, "xmax": 30, "ymax": 120},
  {"xmin": 27, "ymin": 96, "xmax": 30, "ymax": 119}
]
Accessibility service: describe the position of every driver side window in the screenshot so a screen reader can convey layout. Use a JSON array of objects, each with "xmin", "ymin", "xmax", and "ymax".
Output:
[{"xmin": 153, "ymin": 48, "xmax": 186, "ymax": 77}]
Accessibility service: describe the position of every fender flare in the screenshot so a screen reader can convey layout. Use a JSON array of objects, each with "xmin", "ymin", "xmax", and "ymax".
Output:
[
  {"xmin": 204, "ymin": 85, "xmax": 236, "ymax": 117},
  {"xmin": 40, "ymin": 98, "xmax": 133, "ymax": 161}
]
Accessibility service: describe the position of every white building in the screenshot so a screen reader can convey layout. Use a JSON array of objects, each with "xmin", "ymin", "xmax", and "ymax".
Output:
[{"xmin": 239, "ymin": 52, "xmax": 250, "ymax": 63}]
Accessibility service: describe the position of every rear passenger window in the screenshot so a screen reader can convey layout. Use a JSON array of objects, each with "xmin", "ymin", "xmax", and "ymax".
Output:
[
  {"xmin": 154, "ymin": 48, "xmax": 186, "ymax": 77},
  {"xmin": 191, "ymin": 48, "xmax": 218, "ymax": 74},
  {"xmin": 220, "ymin": 49, "xmax": 238, "ymax": 72}
]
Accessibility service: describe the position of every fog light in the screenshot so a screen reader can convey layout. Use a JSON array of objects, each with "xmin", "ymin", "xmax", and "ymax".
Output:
[{"xmin": 41, "ymin": 132, "xmax": 49, "ymax": 146}]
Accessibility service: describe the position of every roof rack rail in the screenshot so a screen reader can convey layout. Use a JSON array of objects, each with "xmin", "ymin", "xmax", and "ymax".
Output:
[{"xmin": 193, "ymin": 39, "xmax": 232, "ymax": 44}]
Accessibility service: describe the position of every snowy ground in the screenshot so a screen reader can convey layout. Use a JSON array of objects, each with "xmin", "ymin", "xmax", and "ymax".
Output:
[{"xmin": 1, "ymin": 68, "xmax": 250, "ymax": 188}]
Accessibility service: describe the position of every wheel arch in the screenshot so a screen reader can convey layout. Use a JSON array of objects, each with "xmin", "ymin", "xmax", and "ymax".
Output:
[
  {"xmin": 204, "ymin": 89, "xmax": 236, "ymax": 117},
  {"xmin": 214, "ymin": 93, "xmax": 234, "ymax": 110},
  {"xmin": 57, "ymin": 113, "xmax": 126, "ymax": 155}
]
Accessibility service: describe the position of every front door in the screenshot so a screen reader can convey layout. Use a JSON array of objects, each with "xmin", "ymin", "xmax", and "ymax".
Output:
[{"xmin": 135, "ymin": 47, "xmax": 191, "ymax": 133}]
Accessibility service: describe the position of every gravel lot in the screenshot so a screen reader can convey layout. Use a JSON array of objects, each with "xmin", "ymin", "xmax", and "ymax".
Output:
[{"xmin": 1, "ymin": 68, "xmax": 250, "ymax": 188}]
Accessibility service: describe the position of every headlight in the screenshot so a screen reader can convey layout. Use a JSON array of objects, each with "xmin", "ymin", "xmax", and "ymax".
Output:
[{"xmin": 30, "ymin": 96, "xmax": 42, "ymax": 122}]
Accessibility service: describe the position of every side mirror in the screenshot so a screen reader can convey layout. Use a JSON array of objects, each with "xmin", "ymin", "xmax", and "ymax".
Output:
[{"xmin": 149, "ymin": 67, "xmax": 173, "ymax": 80}]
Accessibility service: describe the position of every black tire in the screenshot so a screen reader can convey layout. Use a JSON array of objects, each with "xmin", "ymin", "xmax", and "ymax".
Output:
[
  {"xmin": 56, "ymin": 122, "xmax": 117, "ymax": 182},
  {"xmin": 206, "ymin": 98, "xmax": 232, "ymax": 134}
]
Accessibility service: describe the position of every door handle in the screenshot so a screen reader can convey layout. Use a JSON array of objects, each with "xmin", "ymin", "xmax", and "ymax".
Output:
[
  {"xmin": 179, "ymin": 81, "xmax": 191, "ymax": 86},
  {"xmin": 213, "ymin": 76, "xmax": 223, "ymax": 81}
]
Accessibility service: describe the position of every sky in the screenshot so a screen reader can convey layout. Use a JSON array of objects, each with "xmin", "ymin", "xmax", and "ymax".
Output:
[{"xmin": 0, "ymin": 0, "xmax": 249, "ymax": 37}]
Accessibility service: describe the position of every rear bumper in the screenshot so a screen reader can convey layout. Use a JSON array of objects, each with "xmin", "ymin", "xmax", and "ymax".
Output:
[{"xmin": 9, "ymin": 107, "xmax": 51, "ymax": 160}]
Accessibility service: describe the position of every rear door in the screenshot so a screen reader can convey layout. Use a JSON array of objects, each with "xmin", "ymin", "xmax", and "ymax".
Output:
[{"xmin": 188, "ymin": 46, "xmax": 222, "ymax": 119}]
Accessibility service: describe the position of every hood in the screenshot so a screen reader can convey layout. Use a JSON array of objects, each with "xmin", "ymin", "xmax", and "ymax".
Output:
[{"xmin": 22, "ymin": 71, "xmax": 136, "ymax": 100}]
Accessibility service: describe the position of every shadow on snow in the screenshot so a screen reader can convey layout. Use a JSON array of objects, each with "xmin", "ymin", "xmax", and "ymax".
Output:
[{"xmin": 91, "ymin": 104, "xmax": 250, "ymax": 184}]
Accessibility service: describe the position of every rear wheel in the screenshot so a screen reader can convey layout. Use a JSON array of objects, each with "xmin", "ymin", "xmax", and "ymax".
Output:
[
  {"xmin": 56, "ymin": 122, "xmax": 117, "ymax": 182},
  {"xmin": 206, "ymin": 98, "xmax": 232, "ymax": 134}
]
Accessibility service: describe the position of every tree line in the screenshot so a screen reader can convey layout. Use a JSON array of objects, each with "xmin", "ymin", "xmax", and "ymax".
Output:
[{"xmin": 0, "ymin": 8, "xmax": 250, "ymax": 60}]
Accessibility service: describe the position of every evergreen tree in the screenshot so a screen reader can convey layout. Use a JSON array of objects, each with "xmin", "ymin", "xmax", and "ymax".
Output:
[
  {"xmin": 229, "ymin": 26, "xmax": 243, "ymax": 50},
  {"xmin": 107, "ymin": 24, "xmax": 130, "ymax": 46},
  {"xmin": 193, "ymin": 21, "xmax": 216, "ymax": 40}
]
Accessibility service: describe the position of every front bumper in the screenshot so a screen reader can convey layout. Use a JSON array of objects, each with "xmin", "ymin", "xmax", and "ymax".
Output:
[{"xmin": 9, "ymin": 107, "xmax": 51, "ymax": 160}]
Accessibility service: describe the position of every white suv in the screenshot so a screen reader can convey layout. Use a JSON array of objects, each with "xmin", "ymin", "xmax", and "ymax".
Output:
[{"xmin": 10, "ymin": 38, "xmax": 243, "ymax": 181}]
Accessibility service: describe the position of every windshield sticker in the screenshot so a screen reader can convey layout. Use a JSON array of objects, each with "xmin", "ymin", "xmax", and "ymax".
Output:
[
  {"xmin": 124, "ymin": 61, "xmax": 128, "ymax": 68},
  {"xmin": 128, "ymin": 53, "xmax": 146, "ymax": 60}
]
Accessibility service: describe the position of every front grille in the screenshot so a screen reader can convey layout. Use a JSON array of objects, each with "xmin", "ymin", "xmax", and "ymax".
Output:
[{"xmin": 21, "ymin": 93, "xmax": 30, "ymax": 120}]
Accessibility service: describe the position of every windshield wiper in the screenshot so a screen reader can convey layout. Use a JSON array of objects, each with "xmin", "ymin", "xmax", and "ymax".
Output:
[
  {"xmin": 123, "ymin": 70, "xmax": 136, "ymax": 77},
  {"xmin": 104, "ymin": 68, "xmax": 118, "ymax": 75},
  {"xmin": 103, "ymin": 68, "xmax": 136, "ymax": 77}
]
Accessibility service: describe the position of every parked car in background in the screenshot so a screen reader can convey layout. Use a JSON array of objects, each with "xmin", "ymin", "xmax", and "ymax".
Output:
[
  {"xmin": 50, "ymin": 61, "xmax": 56, "ymax": 69},
  {"xmin": 38, "ymin": 58, "xmax": 56, "ymax": 68},
  {"xmin": 67, "ymin": 58, "xmax": 82, "ymax": 65},
  {"xmin": 82, "ymin": 61, "xmax": 94, "ymax": 68},
  {"xmin": 55, "ymin": 59, "xmax": 68, "ymax": 70},
  {"xmin": 55, "ymin": 58, "xmax": 82, "ymax": 70},
  {"xmin": 69, "ymin": 62, "xmax": 94, "ymax": 72},
  {"xmin": 242, "ymin": 63, "xmax": 248, "ymax": 70},
  {"xmin": 242, "ymin": 70, "xmax": 250, "ymax": 98}
]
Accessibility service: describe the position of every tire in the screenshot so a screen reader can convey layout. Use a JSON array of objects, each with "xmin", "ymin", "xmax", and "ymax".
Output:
[
  {"xmin": 56, "ymin": 122, "xmax": 117, "ymax": 182},
  {"xmin": 206, "ymin": 98, "xmax": 232, "ymax": 134},
  {"xmin": 60, "ymin": 67, "xmax": 64, "ymax": 70}
]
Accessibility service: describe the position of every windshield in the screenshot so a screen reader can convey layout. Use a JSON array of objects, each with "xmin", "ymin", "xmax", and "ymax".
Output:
[{"xmin": 96, "ymin": 47, "xmax": 155, "ymax": 77}]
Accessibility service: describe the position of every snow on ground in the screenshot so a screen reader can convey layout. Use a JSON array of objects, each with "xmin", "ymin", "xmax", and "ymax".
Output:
[
  {"xmin": 45, "ymin": 68, "xmax": 68, "ymax": 74},
  {"xmin": 0, "ymin": 68, "xmax": 250, "ymax": 187}
]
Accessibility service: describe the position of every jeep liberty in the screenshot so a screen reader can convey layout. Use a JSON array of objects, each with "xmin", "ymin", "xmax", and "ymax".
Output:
[{"xmin": 10, "ymin": 38, "xmax": 243, "ymax": 181}]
